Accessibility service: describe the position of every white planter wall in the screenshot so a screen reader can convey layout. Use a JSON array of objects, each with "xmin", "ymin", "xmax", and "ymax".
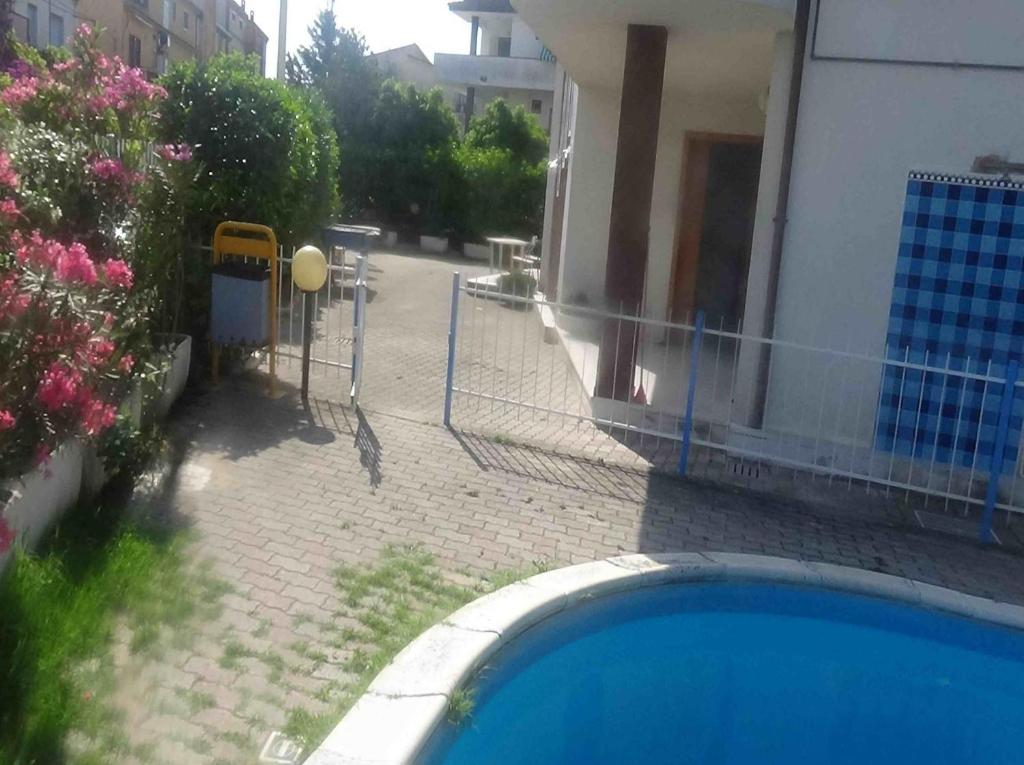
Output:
[
  {"xmin": 0, "ymin": 439, "xmax": 84, "ymax": 572},
  {"xmin": 463, "ymin": 243, "xmax": 492, "ymax": 262},
  {"xmin": 154, "ymin": 334, "xmax": 192, "ymax": 419},
  {"xmin": 419, "ymin": 235, "xmax": 450, "ymax": 254}
]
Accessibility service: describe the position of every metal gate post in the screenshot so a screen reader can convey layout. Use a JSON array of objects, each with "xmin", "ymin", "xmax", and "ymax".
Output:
[
  {"xmin": 443, "ymin": 272, "xmax": 461, "ymax": 427},
  {"xmin": 678, "ymin": 310, "xmax": 705, "ymax": 477},
  {"xmin": 350, "ymin": 255, "xmax": 368, "ymax": 406},
  {"xmin": 980, "ymin": 359, "xmax": 1020, "ymax": 543}
]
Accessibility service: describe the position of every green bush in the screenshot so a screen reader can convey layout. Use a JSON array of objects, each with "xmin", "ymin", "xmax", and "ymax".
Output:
[
  {"xmin": 159, "ymin": 54, "xmax": 339, "ymax": 246},
  {"xmin": 464, "ymin": 98, "xmax": 548, "ymax": 166},
  {"xmin": 457, "ymin": 144, "xmax": 545, "ymax": 241},
  {"xmin": 456, "ymin": 100, "xmax": 547, "ymax": 242}
]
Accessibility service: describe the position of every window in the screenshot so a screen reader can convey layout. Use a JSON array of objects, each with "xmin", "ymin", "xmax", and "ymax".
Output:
[
  {"xmin": 183, "ymin": 11, "xmax": 189, "ymax": 29},
  {"xmin": 128, "ymin": 34, "xmax": 142, "ymax": 68},
  {"xmin": 497, "ymin": 36, "xmax": 511, "ymax": 57},
  {"xmin": 531, "ymin": 99, "xmax": 543, "ymax": 115},
  {"xmin": 26, "ymin": 4, "xmax": 37, "ymax": 45},
  {"xmin": 48, "ymin": 13, "xmax": 64, "ymax": 47}
]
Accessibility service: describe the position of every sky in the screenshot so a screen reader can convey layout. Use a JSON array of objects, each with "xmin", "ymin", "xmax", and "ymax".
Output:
[{"xmin": 244, "ymin": 0, "xmax": 473, "ymax": 77}]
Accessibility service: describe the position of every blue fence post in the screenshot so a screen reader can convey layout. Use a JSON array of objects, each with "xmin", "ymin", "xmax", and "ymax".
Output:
[
  {"xmin": 980, "ymin": 359, "xmax": 1020, "ymax": 543},
  {"xmin": 443, "ymin": 272, "xmax": 461, "ymax": 428},
  {"xmin": 678, "ymin": 310, "xmax": 705, "ymax": 478}
]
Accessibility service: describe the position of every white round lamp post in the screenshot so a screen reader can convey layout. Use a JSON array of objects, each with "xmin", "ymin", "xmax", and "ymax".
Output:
[{"xmin": 293, "ymin": 245, "xmax": 328, "ymax": 403}]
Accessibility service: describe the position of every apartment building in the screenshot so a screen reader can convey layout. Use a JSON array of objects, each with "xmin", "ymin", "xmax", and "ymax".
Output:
[
  {"xmin": 11, "ymin": 0, "xmax": 76, "ymax": 49},
  {"xmin": 11, "ymin": 0, "xmax": 268, "ymax": 79},
  {"xmin": 434, "ymin": 0, "xmax": 555, "ymax": 131}
]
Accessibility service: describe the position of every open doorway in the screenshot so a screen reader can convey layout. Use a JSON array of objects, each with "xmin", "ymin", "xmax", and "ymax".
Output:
[{"xmin": 669, "ymin": 133, "xmax": 762, "ymax": 329}]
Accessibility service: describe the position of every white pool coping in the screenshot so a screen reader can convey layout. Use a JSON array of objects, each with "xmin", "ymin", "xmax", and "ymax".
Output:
[{"xmin": 304, "ymin": 552, "xmax": 1024, "ymax": 765}]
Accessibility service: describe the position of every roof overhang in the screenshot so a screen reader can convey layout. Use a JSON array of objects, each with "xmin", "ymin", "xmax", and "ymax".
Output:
[{"xmin": 512, "ymin": 0, "xmax": 795, "ymax": 97}]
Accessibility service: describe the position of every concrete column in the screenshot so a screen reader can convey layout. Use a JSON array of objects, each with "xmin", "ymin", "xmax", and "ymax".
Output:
[
  {"xmin": 464, "ymin": 87, "xmax": 476, "ymax": 132},
  {"xmin": 470, "ymin": 15, "xmax": 479, "ymax": 55},
  {"xmin": 594, "ymin": 24, "xmax": 668, "ymax": 401},
  {"xmin": 733, "ymin": 27, "xmax": 801, "ymax": 428}
]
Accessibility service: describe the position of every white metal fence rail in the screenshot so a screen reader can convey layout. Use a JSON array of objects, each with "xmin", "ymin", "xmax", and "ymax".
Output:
[{"xmin": 443, "ymin": 273, "xmax": 1024, "ymax": 542}]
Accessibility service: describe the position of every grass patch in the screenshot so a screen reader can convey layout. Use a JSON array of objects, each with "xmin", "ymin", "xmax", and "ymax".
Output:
[
  {"xmin": 0, "ymin": 468, "xmax": 225, "ymax": 763},
  {"xmin": 283, "ymin": 546, "xmax": 549, "ymax": 751},
  {"xmin": 447, "ymin": 688, "xmax": 475, "ymax": 726}
]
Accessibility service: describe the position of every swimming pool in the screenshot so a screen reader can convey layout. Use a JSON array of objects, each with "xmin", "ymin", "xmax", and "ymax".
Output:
[
  {"xmin": 425, "ymin": 582, "xmax": 1024, "ymax": 764},
  {"xmin": 306, "ymin": 554, "xmax": 1024, "ymax": 765}
]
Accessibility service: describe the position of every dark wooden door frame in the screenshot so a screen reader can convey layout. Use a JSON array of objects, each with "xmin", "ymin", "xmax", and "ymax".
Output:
[{"xmin": 668, "ymin": 131, "xmax": 763, "ymax": 324}]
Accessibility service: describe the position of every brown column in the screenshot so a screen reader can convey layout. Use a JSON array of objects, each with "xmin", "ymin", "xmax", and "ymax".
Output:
[{"xmin": 594, "ymin": 24, "xmax": 668, "ymax": 400}]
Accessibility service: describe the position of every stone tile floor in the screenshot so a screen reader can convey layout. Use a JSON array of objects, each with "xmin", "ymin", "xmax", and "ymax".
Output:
[{"xmin": 101, "ymin": 248, "xmax": 1024, "ymax": 763}]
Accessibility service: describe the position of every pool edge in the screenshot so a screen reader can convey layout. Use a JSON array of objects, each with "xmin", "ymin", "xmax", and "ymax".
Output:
[{"xmin": 304, "ymin": 552, "xmax": 1024, "ymax": 765}]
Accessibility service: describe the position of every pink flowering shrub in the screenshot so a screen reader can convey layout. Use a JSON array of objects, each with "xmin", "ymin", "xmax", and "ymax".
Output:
[
  {"xmin": 0, "ymin": 225, "xmax": 143, "ymax": 479},
  {"xmin": 0, "ymin": 27, "xmax": 166, "ymax": 483}
]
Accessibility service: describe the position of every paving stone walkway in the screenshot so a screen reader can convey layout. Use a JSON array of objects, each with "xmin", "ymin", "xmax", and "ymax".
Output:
[{"xmin": 104, "ymin": 248, "xmax": 1024, "ymax": 763}]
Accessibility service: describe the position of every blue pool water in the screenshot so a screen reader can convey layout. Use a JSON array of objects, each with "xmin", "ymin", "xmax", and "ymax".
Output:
[{"xmin": 423, "ymin": 583, "xmax": 1024, "ymax": 765}]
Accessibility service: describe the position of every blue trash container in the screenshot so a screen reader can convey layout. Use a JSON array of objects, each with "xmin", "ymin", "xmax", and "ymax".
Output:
[{"xmin": 211, "ymin": 261, "xmax": 270, "ymax": 346}]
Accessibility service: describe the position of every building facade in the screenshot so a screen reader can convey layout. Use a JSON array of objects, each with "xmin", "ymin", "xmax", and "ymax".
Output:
[
  {"xmin": 435, "ymin": 0, "xmax": 555, "ymax": 131},
  {"xmin": 213, "ymin": 0, "xmax": 267, "ymax": 74},
  {"xmin": 11, "ymin": 0, "xmax": 76, "ymax": 49},
  {"xmin": 524, "ymin": 0, "xmax": 1024, "ymax": 478},
  {"xmin": 368, "ymin": 44, "xmax": 465, "ymax": 117},
  {"xmin": 12, "ymin": 0, "xmax": 268, "ymax": 78}
]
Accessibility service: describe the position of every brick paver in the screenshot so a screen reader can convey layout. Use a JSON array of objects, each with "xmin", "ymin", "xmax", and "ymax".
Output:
[{"xmin": 100, "ymin": 247, "xmax": 1024, "ymax": 763}]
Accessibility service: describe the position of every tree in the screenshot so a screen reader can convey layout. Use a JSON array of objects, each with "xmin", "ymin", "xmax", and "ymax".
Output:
[
  {"xmin": 286, "ymin": 10, "xmax": 379, "ymax": 209},
  {"xmin": 464, "ymin": 99, "xmax": 549, "ymax": 166},
  {"xmin": 349, "ymin": 81, "xmax": 462, "ymax": 234}
]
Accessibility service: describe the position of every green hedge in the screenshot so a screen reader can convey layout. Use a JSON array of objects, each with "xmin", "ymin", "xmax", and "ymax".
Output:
[{"xmin": 159, "ymin": 54, "xmax": 339, "ymax": 246}]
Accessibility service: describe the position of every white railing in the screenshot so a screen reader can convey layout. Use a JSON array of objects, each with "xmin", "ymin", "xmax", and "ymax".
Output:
[{"xmin": 443, "ymin": 274, "xmax": 1024, "ymax": 542}]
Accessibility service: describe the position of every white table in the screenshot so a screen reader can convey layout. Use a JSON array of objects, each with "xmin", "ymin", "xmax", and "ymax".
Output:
[{"xmin": 486, "ymin": 237, "xmax": 530, "ymax": 274}]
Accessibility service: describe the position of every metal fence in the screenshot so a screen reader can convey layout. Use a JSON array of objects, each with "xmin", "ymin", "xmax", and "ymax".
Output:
[
  {"xmin": 197, "ymin": 243, "xmax": 367, "ymax": 405},
  {"xmin": 443, "ymin": 273, "xmax": 1024, "ymax": 542}
]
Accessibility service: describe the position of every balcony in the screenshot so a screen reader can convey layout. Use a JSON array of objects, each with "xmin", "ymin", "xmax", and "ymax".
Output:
[{"xmin": 434, "ymin": 54, "xmax": 555, "ymax": 92}]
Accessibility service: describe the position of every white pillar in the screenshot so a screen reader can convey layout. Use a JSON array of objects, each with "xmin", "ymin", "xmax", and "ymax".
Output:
[
  {"xmin": 733, "ymin": 30, "xmax": 795, "ymax": 428},
  {"xmin": 276, "ymin": 0, "xmax": 288, "ymax": 81}
]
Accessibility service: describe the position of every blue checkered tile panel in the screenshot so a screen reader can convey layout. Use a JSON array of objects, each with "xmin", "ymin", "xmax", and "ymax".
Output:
[{"xmin": 878, "ymin": 172, "xmax": 1024, "ymax": 468}]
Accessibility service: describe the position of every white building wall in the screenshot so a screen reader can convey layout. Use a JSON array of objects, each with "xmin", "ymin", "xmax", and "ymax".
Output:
[
  {"xmin": 763, "ymin": 0, "xmax": 1024, "ymax": 440},
  {"xmin": 510, "ymin": 16, "xmax": 544, "ymax": 59},
  {"xmin": 556, "ymin": 83, "xmax": 764, "ymax": 318},
  {"xmin": 557, "ymin": 85, "xmax": 619, "ymax": 305}
]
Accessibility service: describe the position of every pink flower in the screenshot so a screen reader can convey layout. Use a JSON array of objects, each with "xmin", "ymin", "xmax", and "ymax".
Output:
[
  {"xmin": 0, "ymin": 274, "xmax": 30, "ymax": 321},
  {"xmin": 103, "ymin": 258, "xmax": 134, "ymax": 289},
  {"xmin": 0, "ymin": 409, "xmax": 15, "ymax": 431},
  {"xmin": 0, "ymin": 518, "xmax": 15, "ymax": 555},
  {"xmin": 1, "ymin": 76, "xmax": 39, "ymax": 107},
  {"xmin": 80, "ymin": 397, "xmax": 117, "ymax": 436},
  {"xmin": 75, "ymin": 23, "xmax": 94, "ymax": 40},
  {"xmin": 55, "ymin": 242, "xmax": 97, "ymax": 285},
  {"xmin": 157, "ymin": 143, "xmax": 193, "ymax": 162},
  {"xmin": 88, "ymin": 157, "xmax": 126, "ymax": 182},
  {"xmin": 0, "ymin": 153, "xmax": 19, "ymax": 188},
  {"xmin": 85, "ymin": 337, "xmax": 116, "ymax": 366},
  {"xmin": 118, "ymin": 354, "xmax": 135, "ymax": 374},
  {"xmin": 0, "ymin": 198, "xmax": 20, "ymax": 221},
  {"xmin": 37, "ymin": 361, "xmax": 83, "ymax": 412}
]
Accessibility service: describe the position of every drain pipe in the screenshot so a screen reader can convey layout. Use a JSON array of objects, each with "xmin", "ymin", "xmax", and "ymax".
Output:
[{"xmin": 751, "ymin": 0, "xmax": 812, "ymax": 428}]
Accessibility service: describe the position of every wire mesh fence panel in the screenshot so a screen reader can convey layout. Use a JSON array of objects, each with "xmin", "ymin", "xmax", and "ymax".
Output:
[{"xmin": 445, "ymin": 281, "xmax": 1024, "ymax": 534}]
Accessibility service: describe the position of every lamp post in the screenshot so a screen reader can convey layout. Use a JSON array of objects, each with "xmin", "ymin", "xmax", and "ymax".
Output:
[{"xmin": 292, "ymin": 245, "xmax": 328, "ymax": 403}]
